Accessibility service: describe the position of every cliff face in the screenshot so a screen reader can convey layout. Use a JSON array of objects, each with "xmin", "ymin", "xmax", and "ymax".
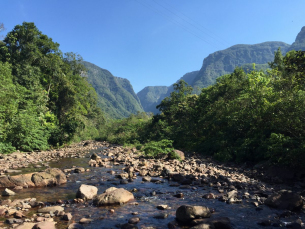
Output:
[
  {"xmin": 287, "ymin": 26, "xmax": 305, "ymax": 52},
  {"xmin": 192, "ymin": 42, "xmax": 290, "ymax": 90}
]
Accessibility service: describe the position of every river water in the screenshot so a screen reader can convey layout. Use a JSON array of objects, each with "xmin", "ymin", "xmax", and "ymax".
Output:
[{"xmin": 1, "ymin": 147, "xmax": 304, "ymax": 229}]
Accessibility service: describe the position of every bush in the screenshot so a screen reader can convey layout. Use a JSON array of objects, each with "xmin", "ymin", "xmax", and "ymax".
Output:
[{"xmin": 142, "ymin": 139, "xmax": 178, "ymax": 159}]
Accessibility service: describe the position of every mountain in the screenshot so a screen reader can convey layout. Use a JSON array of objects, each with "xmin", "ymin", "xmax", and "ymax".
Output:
[
  {"xmin": 82, "ymin": 61, "xmax": 143, "ymax": 119},
  {"xmin": 137, "ymin": 86, "xmax": 168, "ymax": 113},
  {"xmin": 138, "ymin": 26, "xmax": 305, "ymax": 113},
  {"xmin": 287, "ymin": 26, "xmax": 305, "ymax": 52},
  {"xmin": 192, "ymin": 42, "xmax": 290, "ymax": 90},
  {"xmin": 137, "ymin": 71, "xmax": 199, "ymax": 113}
]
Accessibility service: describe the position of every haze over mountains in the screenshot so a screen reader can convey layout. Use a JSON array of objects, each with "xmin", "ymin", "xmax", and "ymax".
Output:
[{"xmin": 84, "ymin": 26, "xmax": 305, "ymax": 118}]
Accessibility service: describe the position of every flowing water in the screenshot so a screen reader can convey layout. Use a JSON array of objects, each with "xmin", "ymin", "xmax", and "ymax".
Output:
[{"xmin": 1, "ymin": 147, "xmax": 304, "ymax": 229}]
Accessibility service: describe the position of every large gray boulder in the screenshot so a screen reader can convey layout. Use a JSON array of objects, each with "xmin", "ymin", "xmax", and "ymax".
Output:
[
  {"xmin": 76, "ymin": 184, "xmax": 98, "ymax": 200},
  {"xmin": 265, "ymin": 190, "xmax": 303, "ymax": 211},
  {"xmin": 176, "ymin": 205, "xmax": 211, "ymax": 223},
  {"xmin": 93, "ymin": 187, "xmax": 134, "ymax": 206}
]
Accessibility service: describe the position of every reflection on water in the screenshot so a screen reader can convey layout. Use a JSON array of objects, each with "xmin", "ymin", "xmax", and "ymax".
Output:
[{"xmin": 1, "ymin": 147, "xmax": 304, "ymax": 229}]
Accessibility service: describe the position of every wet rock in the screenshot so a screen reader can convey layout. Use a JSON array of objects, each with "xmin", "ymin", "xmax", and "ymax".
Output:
[
  {"xmin": 168, "ymin": 220, "xmax": 180, "ymax": 229},
  {"xmin": 6, "ymin": 218, "xmax": 23, "ymax": 224},
  {"xmin": 120, "ymin": 223, "xmax": 139, "ymax": 229},
  {"xmin": 286, "ymin": 223, "xmax": 302, "ymax": 229},
  {"xmin": 208, "ymin": 217, "xmax": 231, "ymax": 229},
  {"xmin": 157, "ymin": 205, "xmax": 168, "ymax": 210},
  {"xmin": 37, "ymin": 206, "xmax": 64, "ymax": 213},
  {"xmin": 128, "ymin": 217, "xmax": 140, "ymax": 224},
  {"xmin": 265, "ymin": 190, "xmax": 303, "ymax": 211},
  {"xmin": 79, "ymin": 218, "xmax": 93, "ymax": 224},
  {"xmin": 68, "ymin": 223, "xmax": 85, "ymax": 229},
  {"xmin": 176, "ymin": 205, "xmax": 211, "ymax": 223},
  {"xmin": 257, "ymin": 219, "xmax": 272, "ymax": 226},
  {"xmin": 76, "ymin": 184, "xmax": 98, "ymax": 200},
  {"xmin": 74, "ymin": 167, "xmax": 85, "ymax": 173},
  {"xmin": 190, "ymin": 224, "xmax": 215, "ymax": 229},
  {"xmin": 62, "ymin": 212, "xmax": 73, "ymax": 221},
  {"xmin": 142, "ymin": 176, "xmax": 152, "ymax": 182},
  {"xmin": 14, "ymin": 211, "xmax": 25, "ymax": 218},
  {"xmin": 203, "ymin": 193, "xmax": 216, "ymax": 199},
  {"xmin": 2, "ymin": 188, "xmax": 16, "ymax": 196},
  {"xmin": 33, "ymin": 221, "xmax": 56, "ymax": 229},
  {"xmin": 31, "ymin": 168, "xmax": 67, "ymax": 187},
  {"xmin": 93, "ymin": 187, "xmax": 134, "ymax": 206},
  {"xmin": 153, "ymin": 213, "xmax": 168, "ymax": 219},
  {"xmin": 174, "ymin": 193, "xmax": 184, "ymax": 198},
  {"xmin": 120, "ymin": 179, "xmax": 129, "ymax": 184},
  {"xmin": 90, "ymin": 153, "xmax": 99, "ymax": 160}
]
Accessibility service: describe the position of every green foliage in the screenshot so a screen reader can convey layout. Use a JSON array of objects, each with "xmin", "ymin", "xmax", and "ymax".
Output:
[
  {"xmin": 142, "ymin": 139, "xmax": 176, "ymax": 158},
  {"xmin": 0, "ymin": 22, "xmax": 105, "ymax": 153},
  {"xmin": 101, "ymin": 112, "xmax": 152, "ymax": 145},
  {"xmin": 121, "ymin": 50, "xmax": 305, "ymax": 167}
]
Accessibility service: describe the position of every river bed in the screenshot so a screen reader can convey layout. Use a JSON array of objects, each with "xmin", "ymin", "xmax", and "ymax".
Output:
[{"xmin": 1, "ymin": 146, "xmax": 304, "ymax": 229}]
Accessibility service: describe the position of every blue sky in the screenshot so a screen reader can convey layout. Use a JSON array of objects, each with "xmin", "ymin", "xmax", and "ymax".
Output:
[{"xmin": 1, "ymin": 0, "xmax": 305, "ymax": 93}]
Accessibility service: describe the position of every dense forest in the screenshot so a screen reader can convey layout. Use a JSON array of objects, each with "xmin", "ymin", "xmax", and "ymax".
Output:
[
  {"xmin": 0, "ymin": 22, "xmax": 104, "ymax": 153},
  {"xmin": 1, "ymin": 22, "xmax": 305, "ymax": 169},
  {"xmin": 103, "ymin": 49, "xmax": 305, "ymax": 168}
]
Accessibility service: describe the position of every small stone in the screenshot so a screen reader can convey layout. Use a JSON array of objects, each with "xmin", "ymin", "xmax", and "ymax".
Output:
[
  {"xmin": 174, "ymin": 193, "xmax": 184, "ymax": 198},
  {"xmin": 157, "ymin": 205, "xmax": 168, "ymax": 210},
  {"xmin": 153, "ymin": 213, "xmax": 168, "ymax": 219},
  {"xmin": 2, "ymin": 188, "xmax": 16, "ymax": 196},
  {"xmin": 79, "ymin": 218, "xmax": 93, "ymax": 224},
  {"xmin": 109, "ymin": 209, "xmax": 115, "ymax": 213},
  {"xmin": 62, "ymin": 213, "xmax": 73, "ymax": 221},
  {"xmin": 128, "ymin": 217, "xmax": 140, "ymax": 224},
  {"xmin": 68, "ymin": 223, "xmax": 85, "ymax": 229}
]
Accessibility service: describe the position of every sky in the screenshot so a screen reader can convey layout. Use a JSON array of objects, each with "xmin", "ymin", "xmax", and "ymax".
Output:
[{"xmin": 1, "ymin": 0, "xmax": 305, "ymax": 93}]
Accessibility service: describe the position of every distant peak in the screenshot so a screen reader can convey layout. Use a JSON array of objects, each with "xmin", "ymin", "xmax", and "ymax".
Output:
[{"xmin": 294, "ymin": 26, "xmax": 305, "ymax": 43}]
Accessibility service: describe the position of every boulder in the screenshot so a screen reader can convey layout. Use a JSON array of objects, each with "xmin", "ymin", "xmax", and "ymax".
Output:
[
  {"xmin": 174, "ymin": 150, "xmax": 185, "ymax": 160},
  {"xmin": 32, "ymin": 168, "xmax": 67, "ymax": 187},
  {"xmin": 76, "ymin": 184, "xmax": 98, "ymax": 200},
  {"xmin": 0, "ymin": 168, "xmax": 66, "ymax": 188},
  {"xmin": 265, "ymin": 190, "xmax": 303, "ymax": 211},
  {"xmin": 6, "ymin": 174, "xmax": 35, "ymax": 188},
  {"xmin": 93, "ymin": 187, "xmax": 134, "ymax": 206},
  {"xmin": 176, "ymin": 205, "xmax": 211, "ymax": 223}
]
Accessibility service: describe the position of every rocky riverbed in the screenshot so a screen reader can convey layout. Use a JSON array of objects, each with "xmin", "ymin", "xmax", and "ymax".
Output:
[{"xmin": 0, "ymin": 141, "xmax": 304, "ymax": 229}]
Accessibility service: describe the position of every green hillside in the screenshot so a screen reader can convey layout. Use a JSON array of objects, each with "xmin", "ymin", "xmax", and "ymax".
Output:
[{"xmin": 83, "ymin": 61, "xmax": 143, "ymax": 119}]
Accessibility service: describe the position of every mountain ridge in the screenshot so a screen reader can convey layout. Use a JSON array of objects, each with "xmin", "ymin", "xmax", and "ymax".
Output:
[
  {"xmin": 138, "ymin": 27, "xmax": 305, "ymax": 114},
  {"xmin": 83, "ymin": 61, "xmax": 144, "ymax": 119}
]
